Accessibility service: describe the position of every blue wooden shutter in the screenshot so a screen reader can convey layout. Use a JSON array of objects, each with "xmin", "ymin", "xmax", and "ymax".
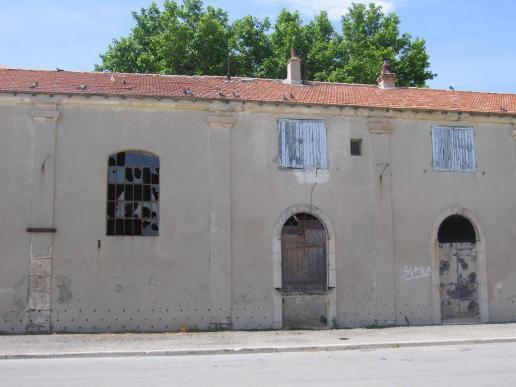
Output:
[
  {"xmin": 278, "ymin": 119, "xmax": 327, "ymax": 169},
  {"xmin": 432, "ymin": 126, "xmax": 475, "ymax": 172}
]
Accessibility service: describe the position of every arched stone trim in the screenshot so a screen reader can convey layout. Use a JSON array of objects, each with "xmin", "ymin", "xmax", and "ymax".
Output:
[
  {"xmin": 431, "ymin": 207, "xmax": 488, "ymax": 324},
  {"xmin": 272, "ymin": 204, "xmax": 336, "ymax": 328}
]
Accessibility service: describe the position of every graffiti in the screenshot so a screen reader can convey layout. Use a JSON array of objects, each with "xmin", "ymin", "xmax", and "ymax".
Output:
[{"xmin": 401, "ymin": 265, "xmax": 432, "ymax": 280}]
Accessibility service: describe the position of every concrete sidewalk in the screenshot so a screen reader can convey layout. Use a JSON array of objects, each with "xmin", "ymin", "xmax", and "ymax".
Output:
[{"xmin": 2, "ymin": 323, "xmax": 516, "ymax": 359}]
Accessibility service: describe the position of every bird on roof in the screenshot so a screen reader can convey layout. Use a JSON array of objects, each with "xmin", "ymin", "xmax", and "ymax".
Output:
[
  {"xmin": 29, "ymin": 82, "xmax": 38, "ymax": 89},
  {"xmin": 500, "ymin": 107, "xmax": 508, "ymax": 112},
  {"xmin": 449, "ymin": 86, "xmax": 455, "ymax": 91},
  {"xmin": 56, "ymin": 68, "xmax": 64, "ymax": 72},
  {"xmin": 77, "ymin": 84, "xmax": 87, "ymax": 91}
]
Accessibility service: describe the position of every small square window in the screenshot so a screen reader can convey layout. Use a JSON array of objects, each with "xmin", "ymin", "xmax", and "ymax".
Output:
[{"xmin": 350, "ymin": 139, "xmax": 362, "ymax": 156}]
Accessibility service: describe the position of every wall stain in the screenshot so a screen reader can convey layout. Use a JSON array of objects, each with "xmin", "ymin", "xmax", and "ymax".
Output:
[{"xmin": 55, "ymin": 276, "xmax": 72, "ymax": 304}]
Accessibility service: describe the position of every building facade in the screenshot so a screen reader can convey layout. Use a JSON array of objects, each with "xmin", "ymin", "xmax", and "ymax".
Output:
[{"xmin": 0, "ymin": 59, "xmax": 515, "ymax": 333}]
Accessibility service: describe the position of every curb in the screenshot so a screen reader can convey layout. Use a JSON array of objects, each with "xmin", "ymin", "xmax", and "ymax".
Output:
[{"xmin": 2, "ymin": 337, "xmax": 516, "ymax": 360}]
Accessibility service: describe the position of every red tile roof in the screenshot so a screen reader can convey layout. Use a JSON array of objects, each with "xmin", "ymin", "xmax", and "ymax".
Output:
[{"xmin": 0, "ymin": 67, "xmax": 514, "ymax": 116}]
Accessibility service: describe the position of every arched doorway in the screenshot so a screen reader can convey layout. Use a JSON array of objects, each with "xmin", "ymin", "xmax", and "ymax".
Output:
[
  {"xmin": 280, "ymin": 212, "xmax": 329, "ymax": 328},
  {"xmin": 438, "ymin": 215, "xmax": 479, "ymax": 322},
  {"xmin": 282, "ymin": 213, "xmax": 327, "ymax": 292}
]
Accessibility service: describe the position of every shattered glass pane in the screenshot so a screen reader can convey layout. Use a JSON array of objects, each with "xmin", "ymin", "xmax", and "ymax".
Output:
[
  {"xmin": 133, "ymin": 151, "xmax": 142, "ymax": 167},
  {"xmin": 133, "ymin": 184, "xmax": 142, "ymax": 201},
  {"xmin": 116, "ymin": 184, "xmax": 125, "ymax": 200},
  {"xmin": 151, "ymin": 185, "xmax": 159, "ymax": 201},
  {"xmin": 115, "ymin": 219, "xmax": 124, "ymax": 234},
  {"xmin": 142, "ymin": 220, "xmax": 152, "ymax": 235},
  {"xmin": 125, "ymin": 185, "xmax": 134, "ymax": 200},
  {"xmin": 107, "ymin": 184, "xmax": 116, "ymax": 200},
  {"xmin": 125, "ymin": 167, "xmax": 134, "ymax": 183},
  {"xmin": 116, "ymin": 167, "xmax": 125, "ymax": 183},
  {"xmin": 108, "ymin": 167, "xmax": 117, "ymax": 183},
  {"xmin": 133, "ymin": 167, "xmax": 143, "ymax": 183},
  {"xmin": 124, "ymin": 202, "xmax": 133, "ymax": 218},
  {"xmin": 143, "ymin": 185, "xmax": 151, "ymax": 201},
  {"xmin": 124, "ymin": 219, "xmax": 133, "ymax": 235},
  {"xmin": 133, "ymin": 202, "xmax": 141, "ymax": 218},
  {"xmin": 115, "ymin": 185, "xmax": 125, "ymax": 200},
  {"xmin": 142, "ymin": 202, "xmax": 151, "ymax": 218},
  {"xmin": 125, "ymin": 152, "xmax": 134, "ymax": 167},
  {"xmin": 116, "ymin": 152, "xmax": 125, "ymax": 166},
  {"xmin": 143, "ymin": 168, "xmax": 151, "ymax": 184},
  {"xmin": 133, "ymin": 220, "xmax": 142, "ymax": 235},
  {"xmin": 142, "ymin": 154, "xmax": 152, "ymax": 167},
  {"xmin": 107, "ymin": 201, "xmax": 115, "ymax": 218},
  {"xmin": 150, "ymin": 202, "xmax": 159, "ymax": 218},
  {"xmin": 151, "ymin": 168, "xmax": 159, "ymax": 184},
  {"xmin": 115, "ymin": 201, "xmax": 125, "ymax": 218}
]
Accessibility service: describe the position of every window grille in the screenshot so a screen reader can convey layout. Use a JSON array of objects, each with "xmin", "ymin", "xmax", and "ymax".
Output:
[{"xmin": 107, "ymin": 150, "xmax": 159, "ymax": 236}]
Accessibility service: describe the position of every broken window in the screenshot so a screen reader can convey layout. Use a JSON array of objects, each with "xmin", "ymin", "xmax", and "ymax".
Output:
[
  {"xmin": 107, "ymin": 150, "xmax": 159, "ymax": 236},
  {"xmin": 281, "ymin": 213, "xmax": 327, "ymax": 292},
  {"xmin": 432, "ymin": 126, "xmax": 476, "ymax": 172},
  {"xmin": 350, "ymin": 139, "xmax": 362, "ymax": 156},
  {"xmin": 278, "ymin": 119, "xmax": 327, "ymax": 169}
]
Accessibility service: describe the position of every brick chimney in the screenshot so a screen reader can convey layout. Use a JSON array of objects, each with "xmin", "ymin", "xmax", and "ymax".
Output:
[
  {"xmin": 377, "ymin": 59, "xmax": 396, "ymax": 89},
  {"xmin": 285, "ymin": 48, "xmax": 302, "ymax": 85}
]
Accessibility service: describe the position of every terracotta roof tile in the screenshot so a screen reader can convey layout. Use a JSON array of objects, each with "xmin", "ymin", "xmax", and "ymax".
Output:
[{"xmin": 0, "ymin": 68, "xmax": 515, "ymax": 116}]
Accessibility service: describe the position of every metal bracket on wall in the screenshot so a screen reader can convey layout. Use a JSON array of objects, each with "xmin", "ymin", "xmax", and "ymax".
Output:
[
  {"xmin": 26, "ymin": 227, "xmax": 57, "ymax": 233},
  {"xmin": 376, "ymin": 162, "xmax": 390, "ymax": 180}
]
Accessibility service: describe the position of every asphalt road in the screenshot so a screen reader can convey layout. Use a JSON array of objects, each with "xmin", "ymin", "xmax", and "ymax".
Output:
[{"xmin": 1, "ymin": 342, "xmax": 515, "ymax": 386}]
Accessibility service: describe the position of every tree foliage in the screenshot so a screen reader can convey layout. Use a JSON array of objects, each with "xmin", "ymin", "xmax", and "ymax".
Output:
[{"xmin": 96, "ymin": 1, "xmax": 435, "ymax": 86}]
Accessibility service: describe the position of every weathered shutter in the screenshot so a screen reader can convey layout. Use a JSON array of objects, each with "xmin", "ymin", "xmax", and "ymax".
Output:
[
  {"xmin": 278, "ymin": 119, "xmax": 327, "ymax": 169},
  {"xmin": 302, "ymin": 120, "xmax": 327, "ymax": 169},
  {"xmin": 279, "ymin": 119, "xmax": 304, "ymax": 168},
  {"xmin": 432, "ymin": 126, "xmax": 475, "ymax": 172}
]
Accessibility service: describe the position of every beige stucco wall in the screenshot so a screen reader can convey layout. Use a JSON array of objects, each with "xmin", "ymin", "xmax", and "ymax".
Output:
[{"xmin": 0, "ymin": 92, "xmax": 515, "ymax": 333}]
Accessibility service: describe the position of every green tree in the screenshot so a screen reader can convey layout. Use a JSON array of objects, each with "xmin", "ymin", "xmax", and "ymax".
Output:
[
  {"xmin": 228, "ymin": 16, "xmax": 271, "ymax": 77},
  {"xmin": 96, "ymin": 0, "xmax": 229, "ymax": 75},
  {"xmin": 96, "ymin": 1, "xmax": 435, "ymax": 86},
  {"xmin": 259, "ymin": 9, "xmax": 309, "ymax": 79},
  {"xmin": 328, "ymin": 3, "xmax": 435, "ymax": 86},
  {"xmin": 304, "ymin": 11, "xmax": 341, "ymax": 81}
]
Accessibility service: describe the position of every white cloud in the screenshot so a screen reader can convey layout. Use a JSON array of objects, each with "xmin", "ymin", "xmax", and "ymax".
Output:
[{"xmin": 253, "ymin": 0, "xmax": 404, "ymax": 21}]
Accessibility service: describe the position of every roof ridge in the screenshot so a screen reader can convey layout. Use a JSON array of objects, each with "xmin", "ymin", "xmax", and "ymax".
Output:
[
  {"xmin": 0, "ymin": 67, "xmax": 515, "ymax": 116},
  {"xmin": 2, "ymin": 67, "xmax": 516, "ymax": 96}
]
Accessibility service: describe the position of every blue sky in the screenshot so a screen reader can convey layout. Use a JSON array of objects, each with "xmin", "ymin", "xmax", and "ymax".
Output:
[{"xmin": 1, "ymin": 0, "xmax": 515, "ymax": 93}]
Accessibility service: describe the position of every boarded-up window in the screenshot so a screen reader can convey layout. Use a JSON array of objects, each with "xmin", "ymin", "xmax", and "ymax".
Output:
[
  {"xmin": 432, "ymin": 126, "xmax": 476, "ymax": 172},
  {"xmin": 107, "ymin": 150, "xmax": 159, "ymax": 236},
  {"xmin": 278, "ymin": 119, "xmax": 327, "ymax": 169}
]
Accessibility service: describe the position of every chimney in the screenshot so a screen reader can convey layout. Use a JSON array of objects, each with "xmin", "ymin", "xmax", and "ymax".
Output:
[
  {"xmin": 377, "ymin": 59, "xmax": 396, "ymax": 89},
  {"xmin": 285, "ymin": 48, "xmax": 302, "ymax": 85}
]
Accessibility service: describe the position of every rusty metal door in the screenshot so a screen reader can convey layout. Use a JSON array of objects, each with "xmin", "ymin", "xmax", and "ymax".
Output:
[{"xmin": 439, "ymin": 242, "xmax": 479, "ymax": 321}]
